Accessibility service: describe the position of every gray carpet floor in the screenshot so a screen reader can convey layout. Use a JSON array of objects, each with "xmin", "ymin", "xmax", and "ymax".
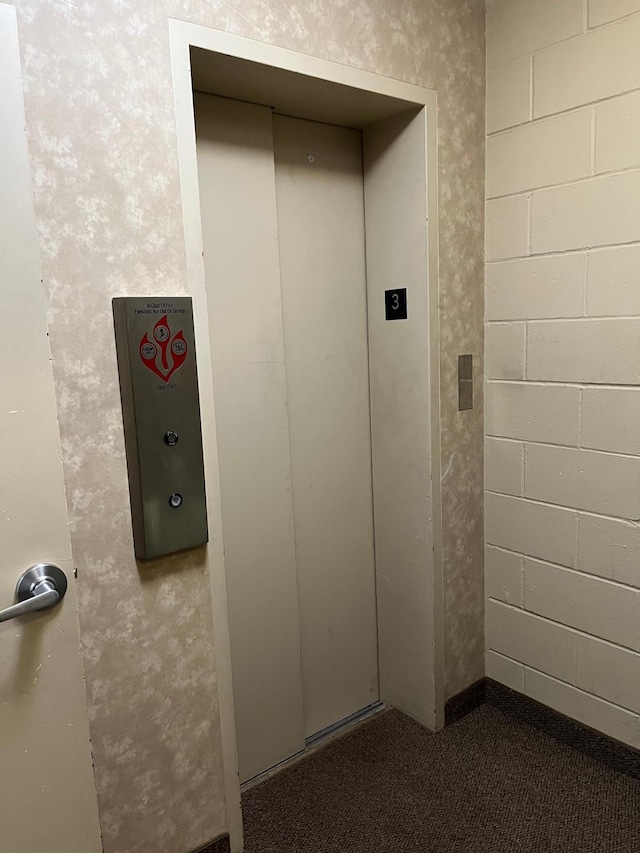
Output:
[{"xmin": 242, "ymin": 705, "xmax": 640, "ymax": 852}]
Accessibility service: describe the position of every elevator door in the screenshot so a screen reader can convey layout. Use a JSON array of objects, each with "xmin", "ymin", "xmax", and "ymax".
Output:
[{"xmin": 195, "ymin": 94, "xmax": 379, "ymax": 783}]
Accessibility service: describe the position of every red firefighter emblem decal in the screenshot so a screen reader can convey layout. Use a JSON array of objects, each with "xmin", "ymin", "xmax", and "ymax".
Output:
[{"xmin": 139, "ymin": 314, "xmax": 188, "ymax": 381}]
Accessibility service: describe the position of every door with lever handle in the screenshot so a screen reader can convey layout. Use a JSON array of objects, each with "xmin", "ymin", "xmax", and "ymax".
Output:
[
  {"xmin": 0, "ymin": 563, "xmax": 67, "ymax": 623},
  {"xmin": 0, "ymin": 6, "xmax": 103, "ymax": 849}
]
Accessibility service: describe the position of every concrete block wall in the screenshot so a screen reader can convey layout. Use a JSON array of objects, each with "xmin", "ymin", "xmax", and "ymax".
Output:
[{"xmin": 485, "ymin": 0, "xmax": 640, "ymax": 749}]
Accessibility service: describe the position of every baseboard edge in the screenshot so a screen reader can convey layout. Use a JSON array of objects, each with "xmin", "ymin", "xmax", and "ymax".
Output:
[
  {"xmin": 486, "ymin": 678, "xmax": 640, "ymax": 782},
  {"xmin": 444, "ymin": 677, "xmax": 486, "ymax": 725},
  {"xmin": 190, "ymin": 834, "xmax": 231, "ymax": 853}
]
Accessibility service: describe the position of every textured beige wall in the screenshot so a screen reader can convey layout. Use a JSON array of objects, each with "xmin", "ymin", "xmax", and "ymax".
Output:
[
  {"xmin": 486, "ymin": 0, "xmax": 640, "ymax": 748},
  {"xmin": 13, "ymin": 1, "xmax": 484, "ymax": 850}
]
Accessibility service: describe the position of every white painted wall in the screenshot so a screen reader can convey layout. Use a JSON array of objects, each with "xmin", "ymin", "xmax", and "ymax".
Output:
[{"xmin": 486, "ymin": 0, "xmax": 640, "ymax": 749}]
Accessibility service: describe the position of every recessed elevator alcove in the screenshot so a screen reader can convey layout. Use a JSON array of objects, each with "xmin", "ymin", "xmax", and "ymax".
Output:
[{"xmin": 175, "ymin": 33, "xmax": 443, "ymax": 799}]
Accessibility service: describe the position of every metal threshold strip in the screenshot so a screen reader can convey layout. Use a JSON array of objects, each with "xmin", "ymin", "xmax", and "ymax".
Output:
[
  {"xmin": 241, "ymin": 702, "xmax": 385, "ymax": 791},
  {"xmin": 305, "ymin": 701, "xmax": 385, "ymax": 749}
]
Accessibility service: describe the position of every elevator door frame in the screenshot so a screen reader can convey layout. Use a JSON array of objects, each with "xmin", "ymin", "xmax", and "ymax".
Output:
[{"xmin": 169, "ymin": 22, "xmax": 444, "ymax": 853}]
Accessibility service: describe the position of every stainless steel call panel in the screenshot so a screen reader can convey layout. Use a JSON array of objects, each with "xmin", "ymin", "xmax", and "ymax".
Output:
[{"xmin": 113, "ymin": 297, "xmax": 208, "ymax": 560}]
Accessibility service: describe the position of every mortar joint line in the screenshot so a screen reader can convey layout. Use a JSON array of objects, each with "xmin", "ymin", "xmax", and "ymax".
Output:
[
  {"xmin": 590, "ymin": 105, "xmax": 597, "ymax": 175},
  {"xmin": 487, "ymin": 82, "xmax": 640, "ymax": 138}
]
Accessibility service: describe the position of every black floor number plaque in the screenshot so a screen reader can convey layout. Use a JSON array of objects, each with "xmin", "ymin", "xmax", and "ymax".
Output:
[{"xmin": 385, "ymin": 288, "xmax": 408, "ymax": 321}]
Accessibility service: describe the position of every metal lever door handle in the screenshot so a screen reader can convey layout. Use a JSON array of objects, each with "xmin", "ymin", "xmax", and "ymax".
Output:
[{"xmin": 0, "ymin": 563, "xmax": 67, "ymax": 623}]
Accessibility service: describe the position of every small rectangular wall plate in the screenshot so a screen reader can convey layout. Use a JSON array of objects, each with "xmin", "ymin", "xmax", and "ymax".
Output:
[
  {"xmin": 458, "ymin": 354, "xmax": 473, "ymax": 411},
  {"xmin": 113, "ymin": 297, "xmax": 208, "ymax": 560}
]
